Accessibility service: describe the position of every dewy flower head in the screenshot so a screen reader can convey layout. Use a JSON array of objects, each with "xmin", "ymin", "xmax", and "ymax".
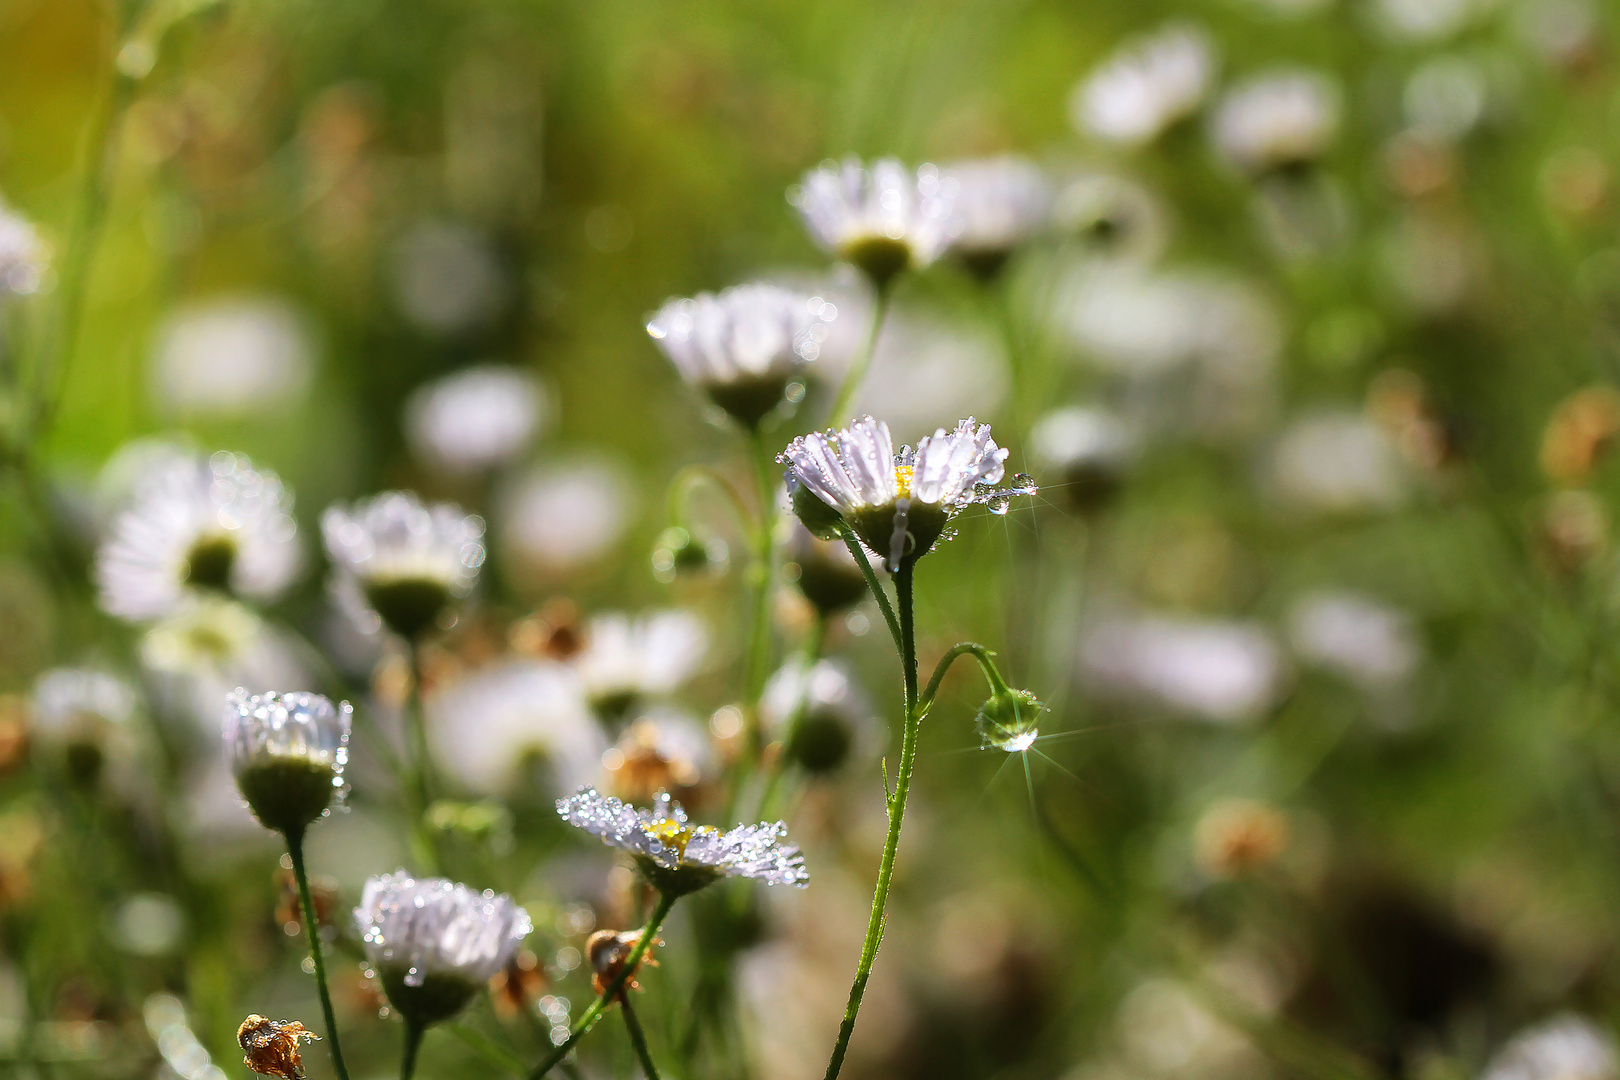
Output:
[
  {"xmin": 355, "ymin": 871, "xmax": 532, "ymax": 1026},
  {"xmin": 95, "ymin": 452, "xmax": 301, "ymax": 622},
  {"xmin": 790, "ymin": 158, "xmax": 957, "ymax": 291},
  {"xmin": 557, "ymin": 788, "xmax": 808, "ymax": 897},
  {"xmin": 778, "ymin": 415, "xmax": 1035, "ymax": 571},
  {"xmin": 0, "ymin": 201, "xmax": 49, "ymax": 295},
  {"xmin": 405, "ymin": 365, "xmax": 546, "ymax": 476},
  {"xmin": 942, "ymin": 156, "xmax": 1052, "ymax": 281},
  {"xmin": 647, "ymin": 284, "xmax": 839, "ymax": 428},
  {"xmin": 224, "ymin": 689, "xmax": 351, "ymax": 835},
  {"xmin": 1071, "ymin": 23, "xmax": 1216, "ymax": 147},
  {"xmin": 1211, "ymin": 69, "xmax": 1341, "ymax": 177},
  {"xmin": 322, "ymin": 492, "xmax": 486, "ymax": 641}
]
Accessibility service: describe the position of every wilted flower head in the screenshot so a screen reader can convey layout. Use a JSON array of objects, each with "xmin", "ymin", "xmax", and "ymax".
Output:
[
  {"xmin": 322, "ymin": 492, "xmax": 485, "ymax": 640},
  {"xmin": 572, "ymin": 609, "xmax": 707, "ymax": 719},
  {"xmin": 30, "ymin": 668, "xmax": 138, "ymax": 785},
  {"xmin": 1031, "ymin": 407, "xmax": 1136, "ymax": 516},
  {"xmin": 223, "ymin": 689, "xmax": 351, "ymax": 835},
  {"xmin": 587, "ymin": 927, "xmax": 662, "ymax": 999},
  {"xmin": 355, "ymin": 871, "xmax": 533, "ymax": 1025},
  {"xmin": 1212, "ymin": 70, "xmax": 1341, "ymax": 177},
  {"xmin": 1071, "ymin": 23, "xmax": 1215, "ymax": 147},
  {"xmin": 0, "ymin": 201, "xmax": 48, "ymax": 295},
  {"xmin": 790, "ymin": 158, "xmax": 957, "ymax": 290},
  {"xmin": 405, "ymin": 365, "xmax": 546, "ymax": 476},
  {"xmin": 1480, "ymin": 1015, "xmax": 1619, "ymax": 1080},
  {"xmin": 761, "ymin": 657, "xmax": 876, "ymax": 774},
  {"xmin": 557, "ymin": 788, "xmax": 808, "ymax": 896},
  {"xmin": 942, "ymin": 157, "xmax": 1052, "ymax": 281},
  {"xmin": 237, "ymin": 1015, "xmax": 319, "ymax": 1080},
  {"xmin": 647, "ymin": 284, "xmax": 838, "ymax": 428},
  {"xmin": 150, "ymin": 297, "xmax": 314, "ymax": 418},
  {"xmin": 95, "ymin": 452, "xmax": 301, "ymax": 622},
  {"xmin": 778, "ymin": 416, "xmax": 1034, "ymax": 572}
]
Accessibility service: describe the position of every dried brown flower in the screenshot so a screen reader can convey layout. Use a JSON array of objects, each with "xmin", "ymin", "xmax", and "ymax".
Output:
[
  {"xmin": 489, "ymin": 948, "xmax": 547, "ymax": 1019},
  {"xmin": 587, "ymin": 928, "xmax": 661, "ymax": 1001},
  {"xmin": 1541, "ymin": 386, "xmax": 1620, "ymax": 485},
  {"xmin": 1195, "ymin": 799, "xmax": 1290, "ymax": 880},
  {"xmin": 238, "ymin": 1014, "xmax": 319, "ymax": 1080}
]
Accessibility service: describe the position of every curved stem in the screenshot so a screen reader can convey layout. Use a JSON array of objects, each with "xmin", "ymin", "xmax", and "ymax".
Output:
[
  {"xmin": 666, "ymin": 464, "xmax": 756, "ymax": 536},
  {"xmin": 838, "ymin": 528, "xmax": 902, "ymax": 657},
  {"xmin": 823, "ymin": 563, "xmax": 917, "ymax": 1080},
  {"xmin": 920, "ymin": 642, "xmax": 1012, "ymax": 715},
  {"xmin": 286, "ymin": 830, "xmax": 352, "ymax": 1080},
  {"xmin": 827, "ymin": 287, "xmax": 891, "ymax": 427},
  {"xmin": 526, "ymin": 891, "xmax": 677, "ymax": 1080},
  {"xmin": 400, "ymin": 1019, "xmax": 425, "ymax": 1080},
  {"xmin": 621, "ymin": 1000, "xmax": 662, "ymax": 1080}
]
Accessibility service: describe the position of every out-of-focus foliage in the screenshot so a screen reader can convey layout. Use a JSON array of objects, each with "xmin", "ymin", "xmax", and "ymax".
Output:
[{"xmin": 4, "ymin": 0, "xmax": 1620, "ymax": 1078}]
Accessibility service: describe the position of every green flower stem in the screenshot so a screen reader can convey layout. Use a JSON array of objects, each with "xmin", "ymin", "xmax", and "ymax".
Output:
[
  {"xmin": 754, "ymin": 614, "xmax": 827, "ymax": 822},
  {"xmin": 838, "ymin": 528, "xmax": 902, "ymax": 656},
  {"xmin": 620, "ymin": 1000, "xmax": 662, "ymax": 1080},
  {"xmin": 400, "ymin": 1019, "xmax": 425, "ymax": 1080},
  {"xmin": 823, "ymin": 562, "xmax": 918, "ymax": 1080},
  {"xmin": 526, "ymin": 891, "xmax": 677, "ymax": 1080},
  {"xmin": 992, "ymin": 278, "xmax": 1029, "ymax": 435},
  {"xmin": 286, "ymin": 829, "xmax": 352, "ymax": 1080},
  {"xmin": 404, "ymin": 642, "xmax": 437, "ymax": 872},
  {"xmin": 446, "ymin": 1020, "xmax": 527, "ymax": 1075},
  {"xmin": 827, "ymin": 285, "xmax": 891, "ymax": 427},
  {"xmin": 741, "ymin": 426, "xmax": 781, "ymax": 760},
  {"xmin": 920, "ymin": 642, "xmax": 1012, "ymax": 712},
  {"xmin": 665, "ymin": 464, "xmax": 755, "ymax": 536}
]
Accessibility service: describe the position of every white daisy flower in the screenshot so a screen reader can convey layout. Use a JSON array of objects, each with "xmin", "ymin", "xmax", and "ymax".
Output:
[
  {"xmin": 405, "ymin": 365, "xmax": 546, "ymax": 476},
  {"xmin": 789, "ymin": 158, "xmax": 957, "ymax": 290},
  {"xmin": 557, "ymin": 788, "xmax": 808, "ymax": 896},
  {"xmin": 647, "ymin": 283, "xmax": 839, "ymax": 428},
  {"xmin": 150, "ymin": 297, "xmax": 314, "ymax": 418},
  {"xmin": 497, "ymin": 457, "xmax": 635, "ymax": 586},
  {"xmin": 321, "ymin": 492, "xmax": 485, "ymax": 641},
  {"xmin": 1211, "ymin": 69, "xmax": 1341, "ymax": 177},
  {"xmin": 426, "ymin": 659, "xmax": 602, "ymax": 797},
  {"xmin": 223, "ymin": 689, "xmax": 351, "ymax": 835},
  {"xmin": 777, "ymin": 416, "xmax": 1034, "ymax": 572},
  {"xmin": 30, "ymin": 667, "xmax": 139, "ymax": 784},
  {"xmin": 942, "ymin": 156, "xmax": 1052, "ymax": 280},
  {"xmin": 1071, "ymin": 23, "xmax": 1216, "ymax": 147},
  {"xmin": 1030, "ymin": 406, "xmax": 1137, "ymax": 515},
  {"xmin": 0, "ymin": 202, "xmax": 49, "ymax": 295},
  {"xmin": 571, "ymin": 609, "xmax": 707, "ymax": 719},
  {"xmin": 1480, "ymin": 1015, "xmax": 1619, "ymax": 1080},
  {"xmin": 94, "ymin": 452, "xmax": 301, "ymax": 622},
  {"xmin": 355, "ymin": 871, "xmax": 532, "ymax": 1025},
  {"xmin": 760, "ymin": 657, "xmax": 878, "ymax": 775}
]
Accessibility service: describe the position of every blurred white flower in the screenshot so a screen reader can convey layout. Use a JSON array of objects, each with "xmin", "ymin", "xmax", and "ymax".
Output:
[
  {"xmin": 1480, "ymin": 1015, "xmax": 1619, "ymax": 1080},
  {"xmin": 942, "ymin": 157, "xmax": 1052, "ymax": 277},
  {"xmin": 427, "ymin": 659, "xmax": 602, "ymax": 797},
  {"xmin": 1373, "ymin": 0, "xmax": 1481, "ymax": 41},
  {"xmin": 1071, "ymin": 24, "xmax": 1215, "ymax": 147},
  {"xmin": 1080, "ymin": 613, "xmax": 1284, "ymax": 724},
  {"xmin": 94, "ymin": 451, "xmax": 301, "ymax": 622},
  {"xmin": 1268, "ymin": 411, "xmax": 1407, "ymax": 514},
  {"xmin": 1117, "ymin": 978, "xmax": 1258, "ymax": 1076},
  {"xmin": 1052, "ymin": 172, "xmax": 1168, "ymax": 263},
  {"xmin": 1404, "ymin": 56, "xmax": 1487, "ymax": 142},
  {"xmin": 1212, "ymin": 70, "xmax": 1341, "ymax": 176},
  {"xmin": 1289, "ymin": 590, "xmax": 1419, "ymax": 690},
  {"xmin": 1513, "ymin": 0, "xmax": 1598, "ymax": 67},
  {"xmin": 850, "ymin": 314, "xmax": 1007, "ymax": 444},
  {"xmin": 150, "ymin": 297, "xmax": 315, "ymax": 417},
  {"xmin": 647, "ymin": 284, "xmax": 838, "ymax": 427},
  {"xmin": 31, "ymin": 667, "xmax": 138, "ymax": 740},
  {"xmin": 322, "ymin": 492, "xmax": 485, "ymax": 640},
  {"xmin": 0, "ymin": 202, "xmax": 48, "ymax": 295},
  {"xmin": 760, "ymin": 657, "xmax": 878, "ymax": 774},
  {"xmin": 572, "ymin": 609, "xmax": 707, "ymax": 715},
  {"xmin": 790, "ymin": 158, "xmax": 957, "ymax": 288},
  {"xmin": 497, "ymin": 458, "xmax": 634, "ymax": 582},
  {"xmin": 405, "ymin": 365, "xmax": 546, "ymax": 476},
  {"xmin": 1030, "ymin": 406, "xmax": 1136, "ymax": 515},
  {"xmin": 391, "ymin": 220, "xmax": 506, "ymax": 334}
]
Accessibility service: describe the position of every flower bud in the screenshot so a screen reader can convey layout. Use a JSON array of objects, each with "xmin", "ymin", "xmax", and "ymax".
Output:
[
  {"xmin": 974, "ymin": 687, "xmax": 1045, "ymax": 753},
  {"xmin": 224, "ymin": 690, "xmax": 351, "ymax": 836}
]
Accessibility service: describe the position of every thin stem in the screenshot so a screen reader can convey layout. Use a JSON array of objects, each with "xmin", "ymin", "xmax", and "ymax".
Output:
[
  {"xmin": 526, "ymin": 891, "xmax": 677, "ymax": 1080},
  {"xmin": 823, "ymin": 563, "xmax": 918, "ymax": 1080},
  {"xmin": 404, "ymin": 642, "xmax": 437, "ymax": 872},
  {"xmin": 992, "ymin": 279, "xmax": 1028, "ymax": 434},
  {"xmin": 400, "ymin": 1020, "xmax": 425, "ymax": 1080},
  {"xmin": 621, "ymin": 1001, "xmax": 662, "ymax": 1080},
  {"xmin": 839, "ymin": 528, "xmax": 902, "ymax": 656},
  {"xmin": 286, "ymin": 830, "xmax": 352, "ymax": 1080},
  {"xmin": 741, "ymin": 426, "xmax": 780, "ymax": 759},
  {"xmin": 827, "ymin": 286, "xmax": 891, "ymax": 427},
  {"xmin": 666, "ymin": 464, "xmax": 756, "ymax": 536},
  {"xmin": 755, "ymin": 614, "xmax": 827, "ymax": 821},
  {"xmin": 920, "ymin": 642, "xmax": 1011, "ymax": 715},
  {"xmin": 445, "ymin": 1022, "xmax": 525, "ymax": 1075}
]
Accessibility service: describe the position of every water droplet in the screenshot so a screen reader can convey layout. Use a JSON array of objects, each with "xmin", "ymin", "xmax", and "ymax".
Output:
[
  {"xmin": 405, "ymin": 965, "xmax": 424, "ymax": 987},
  {"xmin": 986, "ymin": 493, "xmax": 1012, "ymax": 515}
]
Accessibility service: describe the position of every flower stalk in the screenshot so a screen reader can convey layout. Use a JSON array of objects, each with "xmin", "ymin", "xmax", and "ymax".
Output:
[
  {"xmin": 827, "ymin": 286, "xmax": 890, "ymax": 428},
  {"xmin": 621, "ymin": 1000, "xmax": 662, "ymax": 1080},
  {"xmin": 286, "ymin": 829, "xmax": 351, "ymax": 1080}
]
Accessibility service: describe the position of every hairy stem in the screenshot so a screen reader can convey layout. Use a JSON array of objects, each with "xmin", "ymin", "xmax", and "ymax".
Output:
[
  {"xmin": 526, "ymin": 891, "xmax": 677, "ymax": 1079},
  {"xmin": 827, "ymin": 287, "xmax": 890, "ymax": 427},
  {"xmin": 920, "ymin": 642, "xmax": 1011, "ymax": 714},
  {"xmin": 823, "ymin": 563, "xmax": 918, "ymax": 1080},
  {"xmin": 621, "ymin": 1000, "xmax": 662, "ymax": 1080},
  {"xmin": 838, "ymin": 528, "xmax": 902, "ymax": 656},
  {"xmin": 286, "ymin": 830, "xmax": 351, "ymax": 1080}
]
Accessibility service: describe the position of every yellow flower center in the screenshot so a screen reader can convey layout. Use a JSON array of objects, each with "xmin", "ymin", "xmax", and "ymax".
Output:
[
  {"xmin": 647, "ymin": 819, "xmax": 695, "ymax": 856},
  {"xmin": 893, "ymin": 464, "xmax": 914, "ymax": 499}
]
